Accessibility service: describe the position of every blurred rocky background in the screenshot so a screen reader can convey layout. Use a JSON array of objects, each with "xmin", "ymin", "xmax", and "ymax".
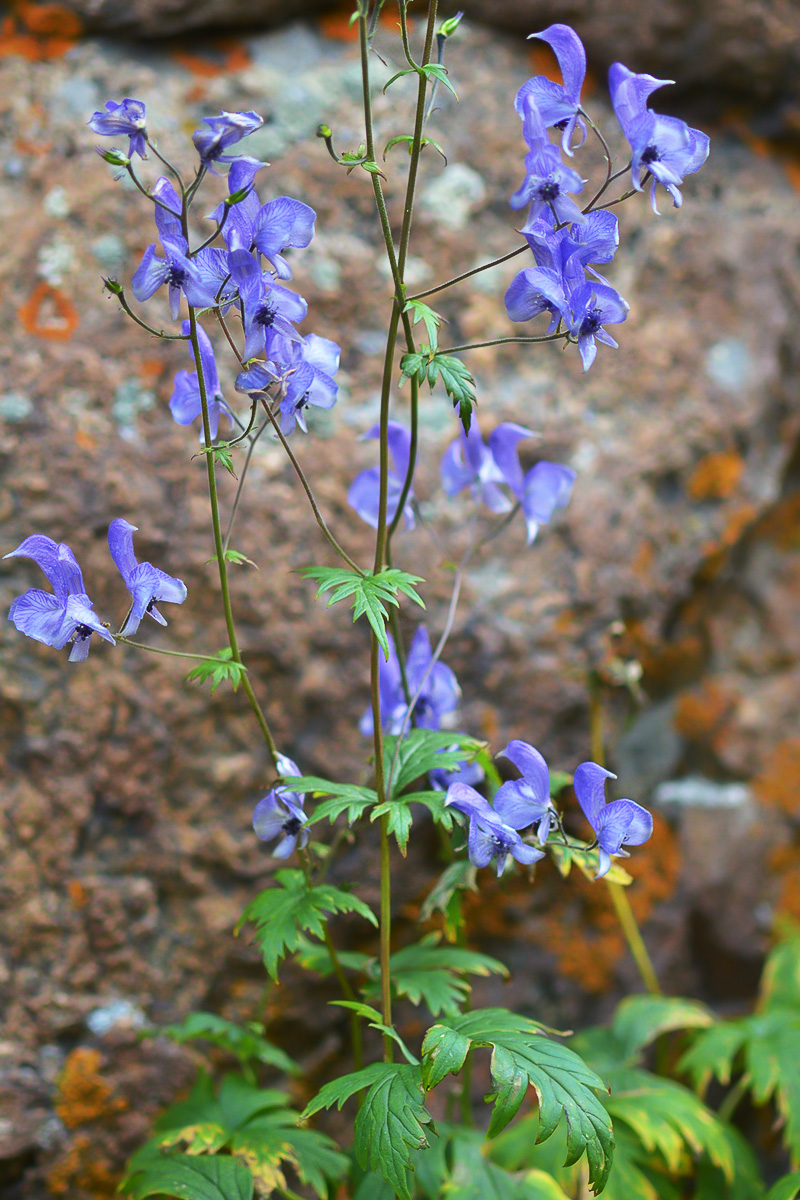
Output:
[{"xmin": 1, "ymin": 0, "xmax": 800, "ymax": 1196}]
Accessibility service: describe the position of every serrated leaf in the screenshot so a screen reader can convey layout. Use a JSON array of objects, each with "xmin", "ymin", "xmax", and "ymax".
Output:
[
  {"xmin": 332, "ymin": 1002, "xmax": 420, "ymax": 1065},
  {"xmin": 121, "ymin": 1152, "xmax": 254, "ymax": 1200},
  {"xmin": 302, "ymin": 1063, "xmax": 394, "ymax": 1120},
  {"xmin": 301, "ymin": 567, "xmax": 424, "ymax": 660},
  {"xmin": 678, "ymin": 1021, "xmax": 748, "ymax": 1090},
  {"xmin": 421, "ymin": 1009, "xmax": 612, "ymax": 1193},
  {"xmin": 185, "ymin": 648, "xmax": 247, "ymax": 694},
  {"xmin": 403, "ymin": 300, "xmax": 443, "ymax": 352},
  {"xmin": 291, "ymin": 776, "xmax": 377, "ymax": 826},
  {"xmin": 426, "ymin": 353, "xmax": 476, "ymax": 411},
  {"xmin": 419, "ymin": 860, "xmax": 478, "ymax": 927},
  {"xmin": 383, "ymin": 729, "xmax": 484, "ymax": 799},
  {"xmin": 228, "ymin": 1120, "xmax": 294, "ymax": 1193},
  {"xmin": 293, "ymin": 934, "xmax": 373, "ymax": 978},
  {"xmin": 239, "ymin": 869, "xmax": 377, "ymax": 979},
  {"xmin": 223, "ymin": 548, "xmax": 258, "ymax": 568},
  {"xmin": 354, "ymin": 1063, "xmax": 434, "ymax": 1200},
  {"xmin": 288, "ymin": 1127, "xmax": 349, "ymax": 1198},
  {"xmin": 743, "ymin": 1010, "xmax": 800, "ymax": 1158},
  {"xmin": 610, "ymin": 995, "xmax": 714, "ymax": 1062},
  {"xmin": 399, "ymin": 350, "xmax": 429, "ymax": 384},
  {"xmin": 363, "ymin": 939, "xmax": 508, "ymax": 1018},
  {"xmin": 371, "ymin": 799, "xmax": 413, "ymax": 855},
  {"xmin": 760, "ymin": 934, "xmax": 800, "ymax": 1013},
  {"xmin": 152, "ymin": 1013, "xmax": 297, "ymax": 1076},
  {"xmin": 694, "ymin": 1124, "xmax": 765, "ymax": 1200},
  {"xmin": 200, "ymin": 443, "xmax": 238, "ymax": 478}
]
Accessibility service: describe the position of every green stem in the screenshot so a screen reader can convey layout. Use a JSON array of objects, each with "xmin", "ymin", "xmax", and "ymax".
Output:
[
  {"xmin": 324, "ymin": 927, "xmax": 363, "ymax": 1071},
  {"xmin": 397, "ymin": 0, "xmax": 438, "ymax": 283},
  {"xmin": 117, "ymin": 636, "xmax": 244, "ymax": 665},
  {"xmin": 107, "ymin": 286, "xmax": 189, "ymax": 340},
  {"xmin": 379, "ymin": 812, "xmax": 393, "ymax": 1062},
  {"xmin": 440, "ymin": 333, "xmax": 565, "ymax": 353},
  {"xmin": 187, "ymin": 305, "xmax": 279, "ymax": 772},
  {"xmin": 222, "ymin": 417, "xmax": 270, "ymax": 556},
  {"xmin": 590, "ymin": 686, "xmax": 661, "ymax": 995},
  {"xmin": 407, "ymin": 242, "xmax": 529, "ymax": 302}
]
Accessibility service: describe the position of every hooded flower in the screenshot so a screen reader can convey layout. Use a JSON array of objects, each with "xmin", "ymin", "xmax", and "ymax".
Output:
[
  {"xmin": 193, "ymin": 110, "xmax": 264, "ymax": 169},
  {"xmin": 487, "ymin": 425, "xmax": 576, "ymax": 544},
  {"xmin": 169, "ymin": 320, "xmax": 232, "ymax": 441},
  {"xmin": 445, "ymin": 782, "xmax": 545, "ymax": 876},
  {"xmin": 564, "ymin": 279, "xmax": 630, "ymax": 371},
  {"xmin": 511, "ymin": 95, "xmax": 585, "ymax": 226},
  {"xmin": 228, "ymin": 249, "xmax": 307, "ymax": 361},
  {"xmin": 270, "ymin": 332, "xmax": 340, "ymax": 435},
  {"xmin": 348, "ymin": 421, "xmax": 416, "ymax": 531},
  {"xmin": 494, "ymin": 740, "xmax": 554, "ymax": 844},
  {"xmin": 5, "ymin": 535, "xmax": 115, "ymax": 662},
  {"xmin": 88, "ymin": 98, "xmax": 147, "ymax": 159},
  {"xmin": 252, "ymin": 754, "xmax": 308, "ymax": 858},
  {"xmin": 360, "ymin": 627, "xmax": 460, "ymax": 737},
  {"xmin": 440, "ymin": 416, "xmax": 516, "ymax": 513},
  {"xmin": 609, "ymin": 63, "xmax": 709, "ymax": 213},
  {"xmin": 108, "ymin": 519, "xmax": 187, "ymax": 637},
  {"xmin": 516, "ymin": 24, "xmax": 587, "ymax": 156},
  {"xmin": 573, "ymin": 761, "xmax": 653, "ymax": 879}
]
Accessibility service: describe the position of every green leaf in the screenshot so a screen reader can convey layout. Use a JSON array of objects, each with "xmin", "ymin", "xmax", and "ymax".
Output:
[
  {"xmin": 201, "ymin": 443, "xmax": 238, "ymax": 478},
  {"xmin": 383, "ymin": 728, "xmax": 484, "ymax": 799},
  {"xmin": 239, "ymin": 869, "xmax": 377, "ymax": 979},
  {"xmin": 605, "ymin": 1068, "xmax": 734, "ymax": 1181},
  {"xmin": 419, "ymin": 860, "xmax": 478, "ymax": 929},
  {"xmin": 403, "ymin": 300, "xmax": 443, "ymax": 352},
  {"xmin": 426, "ymin": 353, "xmax": 476, "ymax": 432},
  {"xmin": 766, "ymin": 1172, "xmax": 800, "ymax": 1200},
  {"xmin": 293, "ymin": 935, "xmax": 372, "ymax": 978},
  {"xmin": 743, "ymin": 1009, "xmax": 800, "ymax": 1158},
  {"xmin": 363, "ymin": 938, "xmax": 508, "ymax": 1017},
  {"xmin": 371, "ymin": 798, "xmax": 413, "ymax": 855},
  {"xmin": 547, "ymin": 839, "xmax": 633, "ymax": 886},
  {"xmin": 152, "ymin": 1012, "xmax": 298, "ymax": 1075},
  {"xmin": 222, "ymin": 548, "xmax": 258, "ymax": 568},
  {"xmin": 153, "ymin": 1073, "xmax": 289, "ymax": 1152},
  {"xmin": 439, "ymin": 1127, "xmax": 525, "ymax": 1200},
  {"xmin": 422, "ymin": 62, "xmax": 458, "ymax": 99},
  {"xmin": 384, "ymin": 135, "xmax": 447, "ymax": 163},
  {"xmin": 301, "ymin": 567, "xmax": 424, "ymax": 660},
  {"xmin": 694, "ymin": 1125, "xmax": 765, "ymax": 1200},
  {"xmin": 288, "ymin": 1127, "xmax": 349, "ymax": 1198},
  {"xmin": 383, "ymin": 66, "xmax": 416, "ymax": 91},
  {"xmin": 421, "ymin": 1008, "xmax": 612, "ymax": 1193},
  {"xmin": 399, "ymin": 350, "xmax": 428, "ymax": 384},
  {"xmin": 301, "ymin": 1062, "xmax": 394, "ymax": 1120},
  {"xmin": 332, "ymin": 1002, "xmax": 420, "ymax": 1065},
  {"xmin": 760, "ymin": 933, "xmax": 800, "ymax": 1012},
  {"xmin": 678, "ymin": 1021, "xmax": 748, "ymax": 1090},
  {"xmin": 291, "ymin": 776, "xmax": 377, "ymax": 826},
  {"xmin": 354, "ymin": 1064, "xmax": 434, "ymax": 1200},
  {"xmin": 402, "ymin": 789, "xmax": 458, "ymax": 830},
  {"xmin": 185, "ymin": 648, "xmax": 247, "ymax": 694},
  {"xmin": 610, "ymin": 994, "xmax": 715, "ymax": 1062},
  {"xmin": 122, "ymin": 1152, "xmax": 254, "ymax": 1200}
]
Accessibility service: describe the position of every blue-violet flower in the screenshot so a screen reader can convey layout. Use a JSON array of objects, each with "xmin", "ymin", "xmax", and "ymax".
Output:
[
  {"xmin": 445, "ymin": 782, "xmax": 545, "ymax": 875},
  {"xmin": 108, "ymin": 519, "xmax": 187, "ymax": 637},
  {"xmin": 517, "ymin": 24, "xmax": 587, "ymax": 156},
  {"xmin": 252, "ymin": 754, "xmax": 308, "ymax": 858},
  {"xmin": 88, "ymin": 98, "xmax": 147, "ymax": 159},
  {"xmin": 573, "ymin": 760, "xmax": 653, "ymax": 879}
]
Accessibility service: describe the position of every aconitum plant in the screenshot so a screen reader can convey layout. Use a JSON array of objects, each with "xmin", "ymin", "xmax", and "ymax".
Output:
[{"xmin": 8, "ymin": 6, "xmax": 714, "ymax": 1199}]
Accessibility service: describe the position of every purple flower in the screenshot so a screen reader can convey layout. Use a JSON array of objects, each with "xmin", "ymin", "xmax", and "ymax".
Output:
[
  {"xmin": 487, "ymin": 425, "xmax": 576, "ymax": 544},
  {"xmin": 252, "ymin": 754, "xmax": 308, "ymax": 858},
  {"xmin": 348, "ymin": 421, "xmax": 416, "ymax": 531},
  {"xmin": 108, "ymin": 519, "xmax": 187, "ymax": 637},
  {"xmin": 228, "ymin": 249, "xmax": 307, "ymax": 361},
  {"xmin": 609, "ymin": 63, "xmax": 709, "ymax": 213},
  {"xmin": 511, "ymin": 96, "xmax": 585, "ymax": 226},
  {"xmin": 209, "ymin": 157, "xmax": 266, "ymax": 252},
  {"xmin": 266, "ymin": 332, "xmax": 340, "ymax": 435},
  {"xmin": 429, "ymin": 747, "xmax": 485, "ymax": 793},
  {"xmin": 573, "ymin": 761, "xmax": 653, "ymax": 879},
  {"xmin": 494, "ymin": 740, "xmax": 554, "ymax": 844},
  {"xmin": 193, "ymin": 110, "xmax": 264, "ymax": 169},
  {"xmin": 440, "ymin": 416, "xmax": 516, "ymax": 513},
  {"xmin": 4, "ymin": 535, "xmax": 115, "ymax": 662},
  {"xmin": 445, "ymin": 782, "xmax": 545, "ymax": 876},
  {"xmin": 253, "ymin": 197, "xmax": 317, "ymax": 281},
  {"xmin": 360, "ymin": 627, "xmax": 460, "ymax": 737},
  {"xmin": 131, "ymin": 231, "xmax": 219, "ymax": 321},
  {"xmin": 517, "ymin": 24, "xmax": 587, "ymax": 156},
  {"xmin": 169, "ymin": 320, "xmax": 232, "ymax": 441},
  {"xmin": 564, "ymin": 280, "xmax": 630, "ymax": 371},
  {"xmin": 88, "ymin": 98, "xmax": 147, "ymax": 159}
]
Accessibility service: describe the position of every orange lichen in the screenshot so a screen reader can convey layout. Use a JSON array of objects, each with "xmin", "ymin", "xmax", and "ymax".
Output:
[
  {"xmin": 757, "ymin": 492, "xmax": 800, "ymax": 550},
  {"xmin": 46, "ymin": 1133, "xmax": 118, "ymax": 1198},
  {"xmin": 18, "ymin": 282, "xmax": 79, "ymax": 341},
  {"xmin": 636, "ymin": 630, "xmax": 707, "ymax": 692},
  {"xmin": 673, "ymin": 679, "xmax": 738, "ymax": 744},
  {"xmin": 55, "ymin": 1048, "xmax": 126, "ymax": 1129},
  {"xmin": 0, "ymin": 0, "xmax": 80, "ymax": 59},
  {"xmin": 687, "ymin": 451, "xmax": 744, "ymax": 502},
  {"xmin": 172, "ymin": 39, "xmax": 250, "ymax": 78},
  {"xmin": 753, "ymin": 740, "xmax": 800, "ymax": 817},
  {"xmin": 770, "ymin": 846, "xmax": 800, "ymax": 923},
  {"xmin": 66, "ymin": 879, "xmax": 88, "ymax": 909}
]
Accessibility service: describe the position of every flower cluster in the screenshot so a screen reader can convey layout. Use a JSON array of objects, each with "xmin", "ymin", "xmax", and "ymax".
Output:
[
  {"xmin": 506, "ymin": 23, "xmax": 708, "ymax": 370},
  {"xmin": 5, "ymin": 523, "xmax": 186, "ymax": 660},
  {"xmin": 88, "ymin": 102, "xmax": 340, "ymax": 442},
  {"xmin": 446, "ymin": 738, "xmax": 652, "ymax": 878}
]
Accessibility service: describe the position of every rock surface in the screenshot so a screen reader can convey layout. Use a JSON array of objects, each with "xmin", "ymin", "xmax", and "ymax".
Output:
[{"xmin": 2, "ymin": 10, "xmax": 800, "ymax": 1196}]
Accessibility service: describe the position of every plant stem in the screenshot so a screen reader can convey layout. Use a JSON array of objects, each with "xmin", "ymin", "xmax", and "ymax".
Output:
[
  {"xmin": 379, "ymin": 812, "xmax": 393, "ymax": 1062},
  {"xmin": 222, "ymin": 417, "xmax": 270, "ymax": 556},
  {"xmin": 589, "ymin": 685, "xmax": 661, "ymax": 995},
  {"xmin": 323, "ymin": 927, "xmax": 364, "ymax": 1072},
  {"xmin": 440, "ymin": 333, "xmax": 565, "ymax": 353},
  {"xmin": 187, "ymin": 305, "xmax": 280, "ymax": 772},
  {"xmin": 407, "ymin": 242, "xmax": 529, "ymax": 301},
  {"xmin": 117, "ymin": 636, "xmax": 245, "ymax": 665},
  {"xmin": 718, "ymin": 1072, "xmax": 751, "ymax": 1123}
]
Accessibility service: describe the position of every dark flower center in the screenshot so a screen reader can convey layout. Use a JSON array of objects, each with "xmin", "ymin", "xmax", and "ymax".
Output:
[
  {"xmin": 295, "ymin": 391, "xmax": 310, "ymax": 411},
  {"xmin": 641, "ymin": 145, "xmax": 660, "ymax": 165},
  {"xmin": 74, "ymin": 624, "xmax": 93, "ymax": 640},
  {"xmin": 579, "ymin": 308, "xmax": 602, "ymax": 337},
  {"xmin": 553, "ymin": 117, "xmax": 569, "ymax": 130},
  {"xmin": 255, "ymin": 303, "xmax": 276, "ymax": 329},
  {"xmin": 413, "ymin": 695, "xmax": 432, "ymax": 720},
  {"xmin": 167, "ymin": 263, "xmax": 187, "ymax": 286},
  {"xmin": 282, "ymin": 815, "xmax": 302, "ymax": 836},
  {"xmin": 539, "ymin": 180, "xmax": 560, "ymax": 202},
  {"xmin": 145, "ymin": 597, "xmax": 158, "ymax": 613}
]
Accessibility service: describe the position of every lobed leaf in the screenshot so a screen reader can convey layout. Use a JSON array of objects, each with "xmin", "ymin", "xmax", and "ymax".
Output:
[
  {"xmin": 122, "ymin": 1152, "xmax": 253, "ymax": 1200},
  {"xmin": 153, "ymin": 1012, "xmax": 297, "ymax": 1076},
  {"xmin": 185, "ymin": 648, "xmax": 247, "ymax": 694},
  {"xmin": 610, "ymin": 994, "xmax": 714, "ymax": 1063}
]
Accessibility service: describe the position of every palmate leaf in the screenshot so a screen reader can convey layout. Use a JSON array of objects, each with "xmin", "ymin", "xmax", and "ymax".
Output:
[
  {"xmin": 421, "ymin": 1008, "xmax": 613, "ymax": 1193},
  {"xmin": 239, "ymin": 868, "xmax": 377, "ymax": 979},
  {"xmin": 362, "ymin": 938, "xmax": 508, "ymax": 1017},
  {"xmin": 371, "ymin": 798, "xmax": 414, "ymax": 855},
  {"xmin": 743, "ymin": 1010, "xmax": 800, "ymax": 1160},
  {"xmin": 301, "ymin": 566, "xmax": 424, "ymax": 659},
  {"xmin": 292, "ymin": 776, "xmax": 377, "ymax": 826},
  {"xmin": 759, "ymin": 932, "xmax": 800, "ymax": 1012},
  {"xmin": 610, "ymin": 994, "xmax": 714, "ymax": 1063},
  {"xmin": 122, "ymin": 1151, "xmax": 253, "ymax": 1200},
  {"xmin": 383, "ymin": 728, "xmax": 485, "ymax": 799},
  {"xmin": 403, "ymin": 299, "xmax": 443, "ymax": 351},
  {"xmin": 302, "ymin": 1063, "xmax": 434, "ymax": 1200},
  {"xmin": 288, "ymin": 1127, "xmax": 350, "ymax": 1199},
  {"xmin": 399, "ymin": 350, "xmax": 477, "ymax": 432},
  {"xmin": 153, "ymin": 1012, "xmax": 298, "ymax": 1075},
  {"xmin": 677, "ymin": 1021, "xmax": 748, "ymax": 1090},
  {"xmin": 185, "ymin": 648, "xmax": 247, "ymax": 694}
]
